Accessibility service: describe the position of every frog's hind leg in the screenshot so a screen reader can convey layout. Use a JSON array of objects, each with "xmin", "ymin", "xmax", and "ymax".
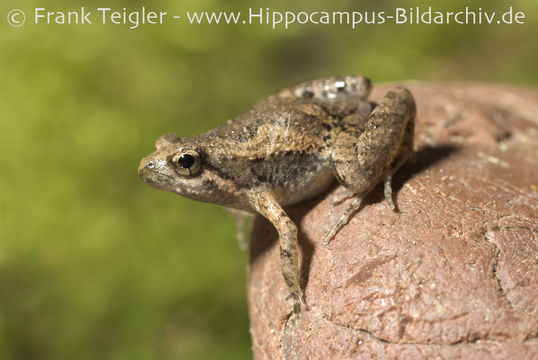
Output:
[{"xmin": 324, "ymin": 86, "xmax": 416, "ymax": 246}]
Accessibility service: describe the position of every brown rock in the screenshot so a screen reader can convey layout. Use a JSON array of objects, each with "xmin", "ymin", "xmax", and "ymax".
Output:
[{"xmin": 248, "ymin": 83, "xmax": 538, "ymax": 359}]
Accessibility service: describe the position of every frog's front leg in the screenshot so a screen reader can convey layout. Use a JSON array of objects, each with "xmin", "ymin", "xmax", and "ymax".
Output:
[
  {"xmin": 325, "ymin": 86, "xmax": 416, "ymax": 245},
  {"xmin": 249, "ymin": 189, "xmax": 309, "ymax": 312}
]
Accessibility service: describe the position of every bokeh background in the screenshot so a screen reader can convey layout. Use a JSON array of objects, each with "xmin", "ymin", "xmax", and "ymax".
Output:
[{"xmin": 1, "ymin": 0, "xmax": 536, "ymax": 359}]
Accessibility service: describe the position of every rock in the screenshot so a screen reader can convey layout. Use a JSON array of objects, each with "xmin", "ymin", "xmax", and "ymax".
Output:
[{"xmin": 248, "ymin": 83, "xmax": 538, "ymax": 359}]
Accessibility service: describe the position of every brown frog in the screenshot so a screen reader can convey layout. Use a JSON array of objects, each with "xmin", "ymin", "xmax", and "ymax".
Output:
[{"xmin": 138, "ymin": 75, "xmax": 416, "ymax": 311}]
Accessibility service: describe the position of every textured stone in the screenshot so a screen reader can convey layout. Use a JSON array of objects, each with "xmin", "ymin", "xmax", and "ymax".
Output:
[{"xmin": 248, "ymin": 83, "xmax": 538, "ymax": 359}]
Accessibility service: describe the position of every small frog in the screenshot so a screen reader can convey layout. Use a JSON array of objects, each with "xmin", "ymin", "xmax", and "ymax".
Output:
[{"xmin": 138, "ymin": 75, "xmax": 415, "ymax": 311}]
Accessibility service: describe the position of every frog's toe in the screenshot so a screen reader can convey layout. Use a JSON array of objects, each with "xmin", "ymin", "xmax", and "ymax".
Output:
[
  {"xmin": 299, "ymin": 295, "xmax": 311, "ymax": 311},
  {"xmin": 293, "ymin": 293, "xmax": 311, "ymax": 312},
  {"xmin": 323, "ymin": 195, "xmax": 364, "ymax": 246},
  {"xmin": 384, "ymin": 175, "xmax": 398, "ymax": 211}
]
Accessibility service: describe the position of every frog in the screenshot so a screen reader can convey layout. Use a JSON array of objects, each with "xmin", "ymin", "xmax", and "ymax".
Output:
[{"xmin": 138, "ymin": 75, "xmax": 416, "ymax": 312}]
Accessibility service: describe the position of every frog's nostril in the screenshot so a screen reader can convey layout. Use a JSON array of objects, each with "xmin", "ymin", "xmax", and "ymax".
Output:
[{"xmin": 138, "ymin": 158, "xmax": 154, "ymax": 176}]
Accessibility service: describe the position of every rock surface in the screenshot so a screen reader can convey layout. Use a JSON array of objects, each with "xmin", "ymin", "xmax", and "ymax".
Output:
[{"xmin": 248, "ymin": 83, "xmax": 538, "ymax": 359}]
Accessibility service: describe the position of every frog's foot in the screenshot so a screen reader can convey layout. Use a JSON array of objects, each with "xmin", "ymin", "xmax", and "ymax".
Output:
[
  {"xmin": 323, "ymin": 195, "xmax": 364, "ymax": 247},
  {"xmin": 382, "ymin": 150, "xmax": 412, "ymax": 212},
  {"xmin": 384, "ymin": 175, "xmax": 397, "ymax": 211},
  {"xmin": 292, "ymin": 291, "xmax": 311, "ymax": 312},
  {"xmin": 285, "ymin": 284, "xmax": 311, "ymax": 312}
]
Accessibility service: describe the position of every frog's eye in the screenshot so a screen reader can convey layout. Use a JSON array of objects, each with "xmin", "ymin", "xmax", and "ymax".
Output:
[{"xmin": 172, "ymin": 149, "xmax": 202, "ymax": 176}]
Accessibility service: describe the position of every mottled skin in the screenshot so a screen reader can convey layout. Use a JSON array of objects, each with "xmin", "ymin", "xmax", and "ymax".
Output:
[{"xmin": 138, "ymin": 75, "xmax": 416, "ymax": 311}]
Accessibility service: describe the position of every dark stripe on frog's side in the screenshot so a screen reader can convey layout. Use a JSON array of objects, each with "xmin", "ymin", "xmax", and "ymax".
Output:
[{"xmin": 202, "ymin": 149, "xmax": 330, "ymax": 190}]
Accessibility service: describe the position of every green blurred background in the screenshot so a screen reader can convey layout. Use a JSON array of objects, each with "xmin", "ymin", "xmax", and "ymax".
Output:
[{"xmin": 0, "ymin": 0, "xmax": 536, "ymax": 359}]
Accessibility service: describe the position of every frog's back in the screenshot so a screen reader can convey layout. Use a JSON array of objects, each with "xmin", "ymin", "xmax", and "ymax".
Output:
[{"xmin": 208, "ymin": 98, "xmax": 329, "ymax": 144}]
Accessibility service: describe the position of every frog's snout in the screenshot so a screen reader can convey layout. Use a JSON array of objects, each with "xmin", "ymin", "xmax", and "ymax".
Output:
[{"xmin": 138, "ymin": 157, "xmax": 155, "ymax": 179}]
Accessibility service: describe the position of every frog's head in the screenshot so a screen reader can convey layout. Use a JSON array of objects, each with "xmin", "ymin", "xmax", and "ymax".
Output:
[{"xmin": 138, "ymin": 133, "xmax": 242, "ymax": 207}]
